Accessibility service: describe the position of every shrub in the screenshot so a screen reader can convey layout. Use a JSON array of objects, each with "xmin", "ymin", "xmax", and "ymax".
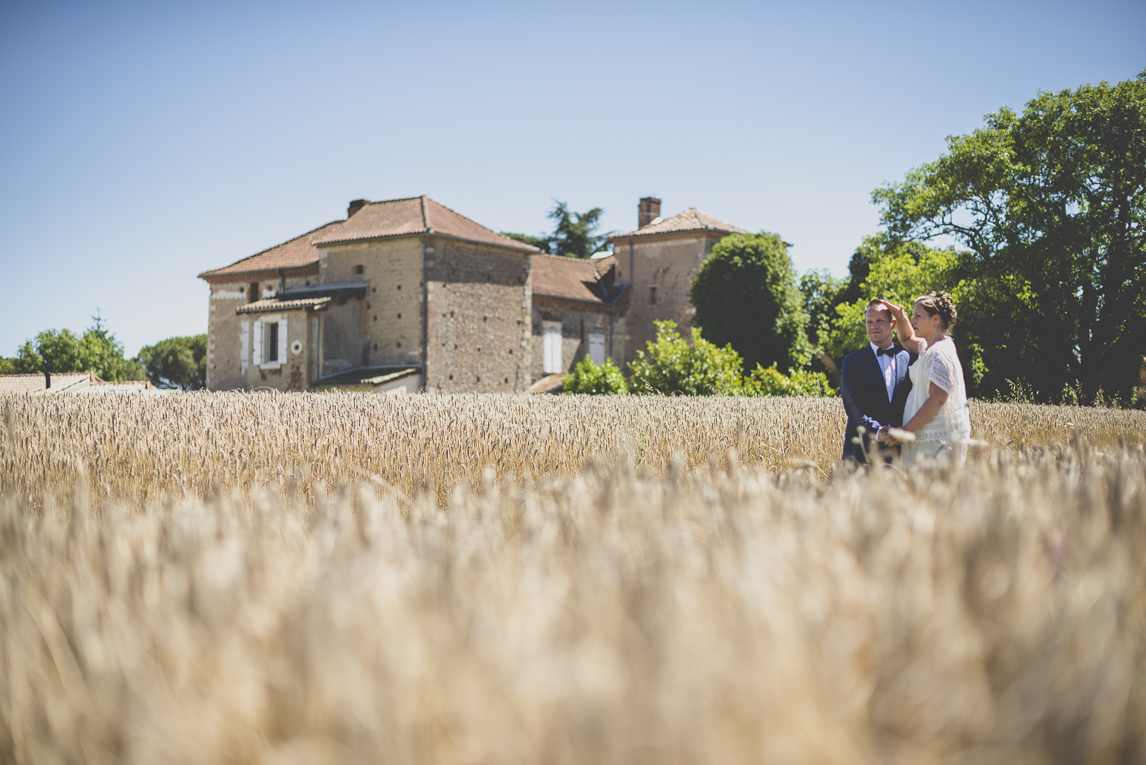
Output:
[
  {"xmin": 628, "ymin": 321, "xmax": 745, "ymax": 395},
  {"xmin": 563, "ymin": 357, "xmax": 628, "ymax": 395},
  {"xmin": 744, "ymin": 365, "xmax": 834, "ymax": 397}
]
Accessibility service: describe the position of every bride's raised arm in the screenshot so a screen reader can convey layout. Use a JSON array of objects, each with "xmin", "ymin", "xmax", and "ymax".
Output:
[{"xmin": 880, "ymin": 300, "xmax": 921, "ymax": 354}]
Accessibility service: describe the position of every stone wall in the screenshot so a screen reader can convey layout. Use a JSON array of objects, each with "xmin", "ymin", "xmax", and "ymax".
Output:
[
  {"xmin": 612, "ymin": 233, "xmax": 723, "ymax": 365},
  {"xmin": 242, "ymin": 309, "xmax": 313, "ymax": 393},
  {"xmin": 531, "ymin": 298, "xmax": 614, "ymax": 379},
  {"xmin": 318, "ymin": 238, "xmax": 424, "ymax": 370},
  {"xmin": 425, "ymin": 237, "xmax": 531, "ymax": 392},
  {"xmin": 205, "ymin": 275, "xmax": 312, "ymax": 391}
]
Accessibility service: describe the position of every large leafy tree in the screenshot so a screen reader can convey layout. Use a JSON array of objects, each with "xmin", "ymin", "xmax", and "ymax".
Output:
[
  {"xmin": 10, "ymin": 313, "xmax": 146, "ymax": 381},
  {"xmin": 502, "ymin": 200, "xmax": 611, "ymax": 258},
  {"xmin": 690, "ymin": 232, "xmax": 811, "ymax": 373},
  {"xmin": 136, "ymin": 334, "xmax": 207, "ymax": 391},
  {"xmin": 873, "ymin": 72, "xmax": 1146, "ymax": 403}
]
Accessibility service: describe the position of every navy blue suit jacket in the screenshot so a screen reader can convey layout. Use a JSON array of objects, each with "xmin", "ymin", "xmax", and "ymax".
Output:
[{"xmin": 840, "ymin": 345, "xmax": 915, "ymax": 463}]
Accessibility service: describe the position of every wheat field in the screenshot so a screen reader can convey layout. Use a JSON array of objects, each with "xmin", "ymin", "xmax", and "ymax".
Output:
[{"xmin": 3, "ymin": 393, "xmax": 1146, "ymax": 764}]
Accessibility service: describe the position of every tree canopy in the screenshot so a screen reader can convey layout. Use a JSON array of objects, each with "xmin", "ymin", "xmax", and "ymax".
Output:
[
  {"xmin": 8, "ymin": 314, "xmax": 146, "ymax": 382},
  {"xmin": 502, "ymin": 200, "xmax": 611, "ymax": 258},
  {"xmin": 136, "ymin": 335, "xmax": 208, "ymax": 391},
  {"xmin": 873, "ymin": 72, "xmax": 1146, "ymax": 403},
  {"xmin": 690, "ymin": 232, "xmax": 811, "ymax": 373}
]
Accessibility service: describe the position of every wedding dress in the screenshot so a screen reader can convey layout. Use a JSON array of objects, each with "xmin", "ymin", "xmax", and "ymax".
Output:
[{"xmin": 901, "ymin": 336, "xmax": 972, "ymax": 466}]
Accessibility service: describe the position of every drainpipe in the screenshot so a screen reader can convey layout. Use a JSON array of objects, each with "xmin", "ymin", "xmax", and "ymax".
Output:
[{"xmin": 600, "ymin": 277, "xmax": 630, "ymax": 361}]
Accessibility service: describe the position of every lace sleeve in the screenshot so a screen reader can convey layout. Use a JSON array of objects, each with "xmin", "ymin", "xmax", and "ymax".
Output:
[{"xmin": 928, "ymin": 345, "xmax": 955, "ymax": 394}]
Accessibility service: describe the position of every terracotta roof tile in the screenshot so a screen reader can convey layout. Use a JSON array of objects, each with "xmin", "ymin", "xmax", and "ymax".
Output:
[
  {"xmin": 199, "ymin": 221, "xmax": 340, "ymax": 280},
  {"xmin": 531, "ymin": 253, "xmax": 610, "ymax": 304},
  {"xmin": 314, "ymin": 196, "xmax": 538, "ymax": 252},
  {"xmin": 235, "ymin": 296, "xmax": 332, "ymax": 314},
  {"xmin": 609, "ymin": 208, "xmax": 749, "ymax": 240}
]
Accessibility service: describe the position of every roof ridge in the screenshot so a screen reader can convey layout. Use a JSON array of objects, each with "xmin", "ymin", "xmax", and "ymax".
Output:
[{"xmin": 533, "ymin": 251, "xmax": 599, "ymax": 262}]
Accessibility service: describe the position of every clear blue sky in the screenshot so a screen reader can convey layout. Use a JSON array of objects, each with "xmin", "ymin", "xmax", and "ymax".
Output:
[{"xmin": 1, "ymin": 0, "xmax": 1143, "ymax": 357}]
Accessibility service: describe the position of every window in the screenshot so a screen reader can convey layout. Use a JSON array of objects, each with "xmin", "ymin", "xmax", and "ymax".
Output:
[
  {"xmin": 354, "ymin": 264, "xmax": 364, "ymax": 275},
  {"xmin": 267, "ymin": 322, "xmax": 279, "ymax": 362},
  {"xmin": 649, "ymin": 286, "xmax": 657, "ymax": 304},
  {"xmin": 249, "ymin": 282, "xmax": 259, "ymax": 303},
  {"xmin": 543, "ymin": 321, "xmax": 562, "ymax": 374},
  {"xmin": 588, "ymin": 330, "xmax": 606, "ymax": 366},
  {"xmin": 252, "ymin": 317, "xmax": 287, "ymax": 366}
]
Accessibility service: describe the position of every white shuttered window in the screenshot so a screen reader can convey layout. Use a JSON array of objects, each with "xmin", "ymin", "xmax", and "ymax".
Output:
[
  {"xmin": 240, "ymin": 321, "xmax": 249, "ymax": 371},
  {"xmin": 252, "ymin": 319, "xmax": 264, "ymax": 365},
  {"xmin": 543, "ymin": 321, "xmax": 562, "ymax": 374},
  {"xmin": 278, "ymin": 317, "xmax": 288, "ymax": 363},
  {"xmin": 588, "ymin": 330, "xmax": 606, "ymax": 366}
]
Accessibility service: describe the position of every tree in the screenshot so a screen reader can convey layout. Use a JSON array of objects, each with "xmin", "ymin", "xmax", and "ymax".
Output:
[
  {"xmin": 136, "ymin": 334, "xmax": 208, "ymax": 391},
  {"xmin": 873, "ymin": 72, "xmax": 1146, "ymax": 403},
  {"xmin": 501, "ymin": 200, "xmax": 612, "ymax": 258},
  {"xmin": 9, "ymin": 313, "xmax": 146, "ymax": 381},
  {"xmin": 816, "ymin": 236, "xmax": 967, "ymax": 376},
  {"xmin": 690, "ymin": 232, "xmax": 811, "ymax": 373}
]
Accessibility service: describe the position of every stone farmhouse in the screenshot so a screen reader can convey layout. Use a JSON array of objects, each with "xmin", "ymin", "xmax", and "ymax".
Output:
[{"xmin": 198, "ymin": 195, "xmax": 748, "ymax": 393}]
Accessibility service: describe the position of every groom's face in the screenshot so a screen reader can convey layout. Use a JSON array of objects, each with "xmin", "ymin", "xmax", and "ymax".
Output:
[{"xmin": 864, "ymin": 306, "xmax": 894, "ymax": 347}]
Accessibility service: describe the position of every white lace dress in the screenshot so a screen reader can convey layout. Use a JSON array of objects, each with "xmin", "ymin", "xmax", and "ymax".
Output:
[{"xmin": 901, "ymin": 336, "xmax": 972, "ymax": 466}]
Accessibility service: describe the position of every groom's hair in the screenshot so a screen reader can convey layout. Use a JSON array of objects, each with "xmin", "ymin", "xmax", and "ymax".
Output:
[{"xmin": 865, "ymin": 299, "xmax": 893, "ymax": 322}]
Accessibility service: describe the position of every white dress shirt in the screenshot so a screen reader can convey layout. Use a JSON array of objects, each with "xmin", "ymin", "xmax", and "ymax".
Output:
[{"xmin": 871, "ymin": 342, "xmax": 897, "ymax": 402}]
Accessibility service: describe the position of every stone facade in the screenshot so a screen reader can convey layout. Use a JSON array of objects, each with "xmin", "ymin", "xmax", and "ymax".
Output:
[
  {"xmin": 199, "ymin": 197, "xmax": 537, "ymax": 394},
  {"xmin": 531, "ymin": 297, "xmax": 614, "ymax": 378},
  {"xmin": 608, "ymin": 201, "xmax": 749, "ymax": 367},
  {"xmin": 609, "ymin": 233, "xmax": 722, "ymax": 362},
  {"xmin": 200, "ymin": 196, "xmax": 746, "ymax": 394},
  {"xmin": 205, "ymin": 271, "xmax": 317, "ymax": 391},
  {"xmin": 426, "ymin": 238, "xmax": 532, "ymax": 393}
]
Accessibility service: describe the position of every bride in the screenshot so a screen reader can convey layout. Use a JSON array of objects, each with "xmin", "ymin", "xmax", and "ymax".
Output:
[{"xmin": 877, "ymin": 292, "xmax": 972, "ymax": 466}]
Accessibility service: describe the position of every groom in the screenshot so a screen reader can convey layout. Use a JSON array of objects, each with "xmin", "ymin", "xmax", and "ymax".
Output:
[{"xmin": 840, "ymin": 300, "xmax": 915, "ymax": 463}]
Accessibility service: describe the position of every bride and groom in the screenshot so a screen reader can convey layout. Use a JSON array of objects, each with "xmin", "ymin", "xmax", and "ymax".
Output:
[{"xmin": 840, "ymin": 291, "xmax": 971, "ymax": 466}]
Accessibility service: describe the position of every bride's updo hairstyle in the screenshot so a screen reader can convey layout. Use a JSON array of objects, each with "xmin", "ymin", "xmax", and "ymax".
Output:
[{"xmin": 915, "ymin": 291, "xmax": 957, "ymax": 332}]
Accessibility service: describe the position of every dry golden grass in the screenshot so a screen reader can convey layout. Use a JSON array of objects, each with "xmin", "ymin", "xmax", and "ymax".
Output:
[
  {"xmin": 2, "ymin": 393, "xmax": 1146, "ymax": 764},
  {"xmin": 3, "ymin": 393, "xmax": 1143, "ymax": 508}
]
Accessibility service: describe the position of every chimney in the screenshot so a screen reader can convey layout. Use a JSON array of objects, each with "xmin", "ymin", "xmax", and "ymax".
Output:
[
  {"xmin": 348, "ymin": 199, "xmax": 369, "ymax": 218},
  {"xmin": 638, "ymin": 196, "xmax": 661, "ymax": 229}
]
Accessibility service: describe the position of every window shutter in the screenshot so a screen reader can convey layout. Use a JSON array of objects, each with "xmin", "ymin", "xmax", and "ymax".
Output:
[
  {"xmin": 278, "ymin": 317, "xmax": 288, "ymax": 363},
  {"xmin": 543, "ymin": 321, "xmax": 562, "ymax": 374},
  {"xmin": 252, "ymin": 319, "xmax": 263, "ymax": 365},
  {"xmin": 240, "ymin": 321, "xmax": 249, "ymax": 371},
  {"xmin": 588, "ymin": 330, "xmax": 606, "ymax": 366}
]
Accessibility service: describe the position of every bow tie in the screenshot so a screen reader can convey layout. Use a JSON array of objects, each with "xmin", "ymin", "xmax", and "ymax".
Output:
[{"xmin": 876, "ymin": 346, "xmax": 897, "ymax": 357}]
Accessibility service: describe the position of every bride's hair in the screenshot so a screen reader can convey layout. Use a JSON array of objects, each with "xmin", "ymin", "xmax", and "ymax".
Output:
[{"xmin": 915, "ymin": 291, "xmax": 957, "ymax": 331}]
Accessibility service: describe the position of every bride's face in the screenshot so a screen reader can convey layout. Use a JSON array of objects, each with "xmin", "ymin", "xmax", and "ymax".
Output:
[{"xmin": 911, "ymin": 301, "xmax": 941, "ymax": 340}]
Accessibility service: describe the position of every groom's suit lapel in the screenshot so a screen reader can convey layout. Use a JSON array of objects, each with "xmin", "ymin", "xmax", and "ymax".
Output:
[{"xmin": 893, "ymin": 350, "xmax": 910, "ymax": 390}]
